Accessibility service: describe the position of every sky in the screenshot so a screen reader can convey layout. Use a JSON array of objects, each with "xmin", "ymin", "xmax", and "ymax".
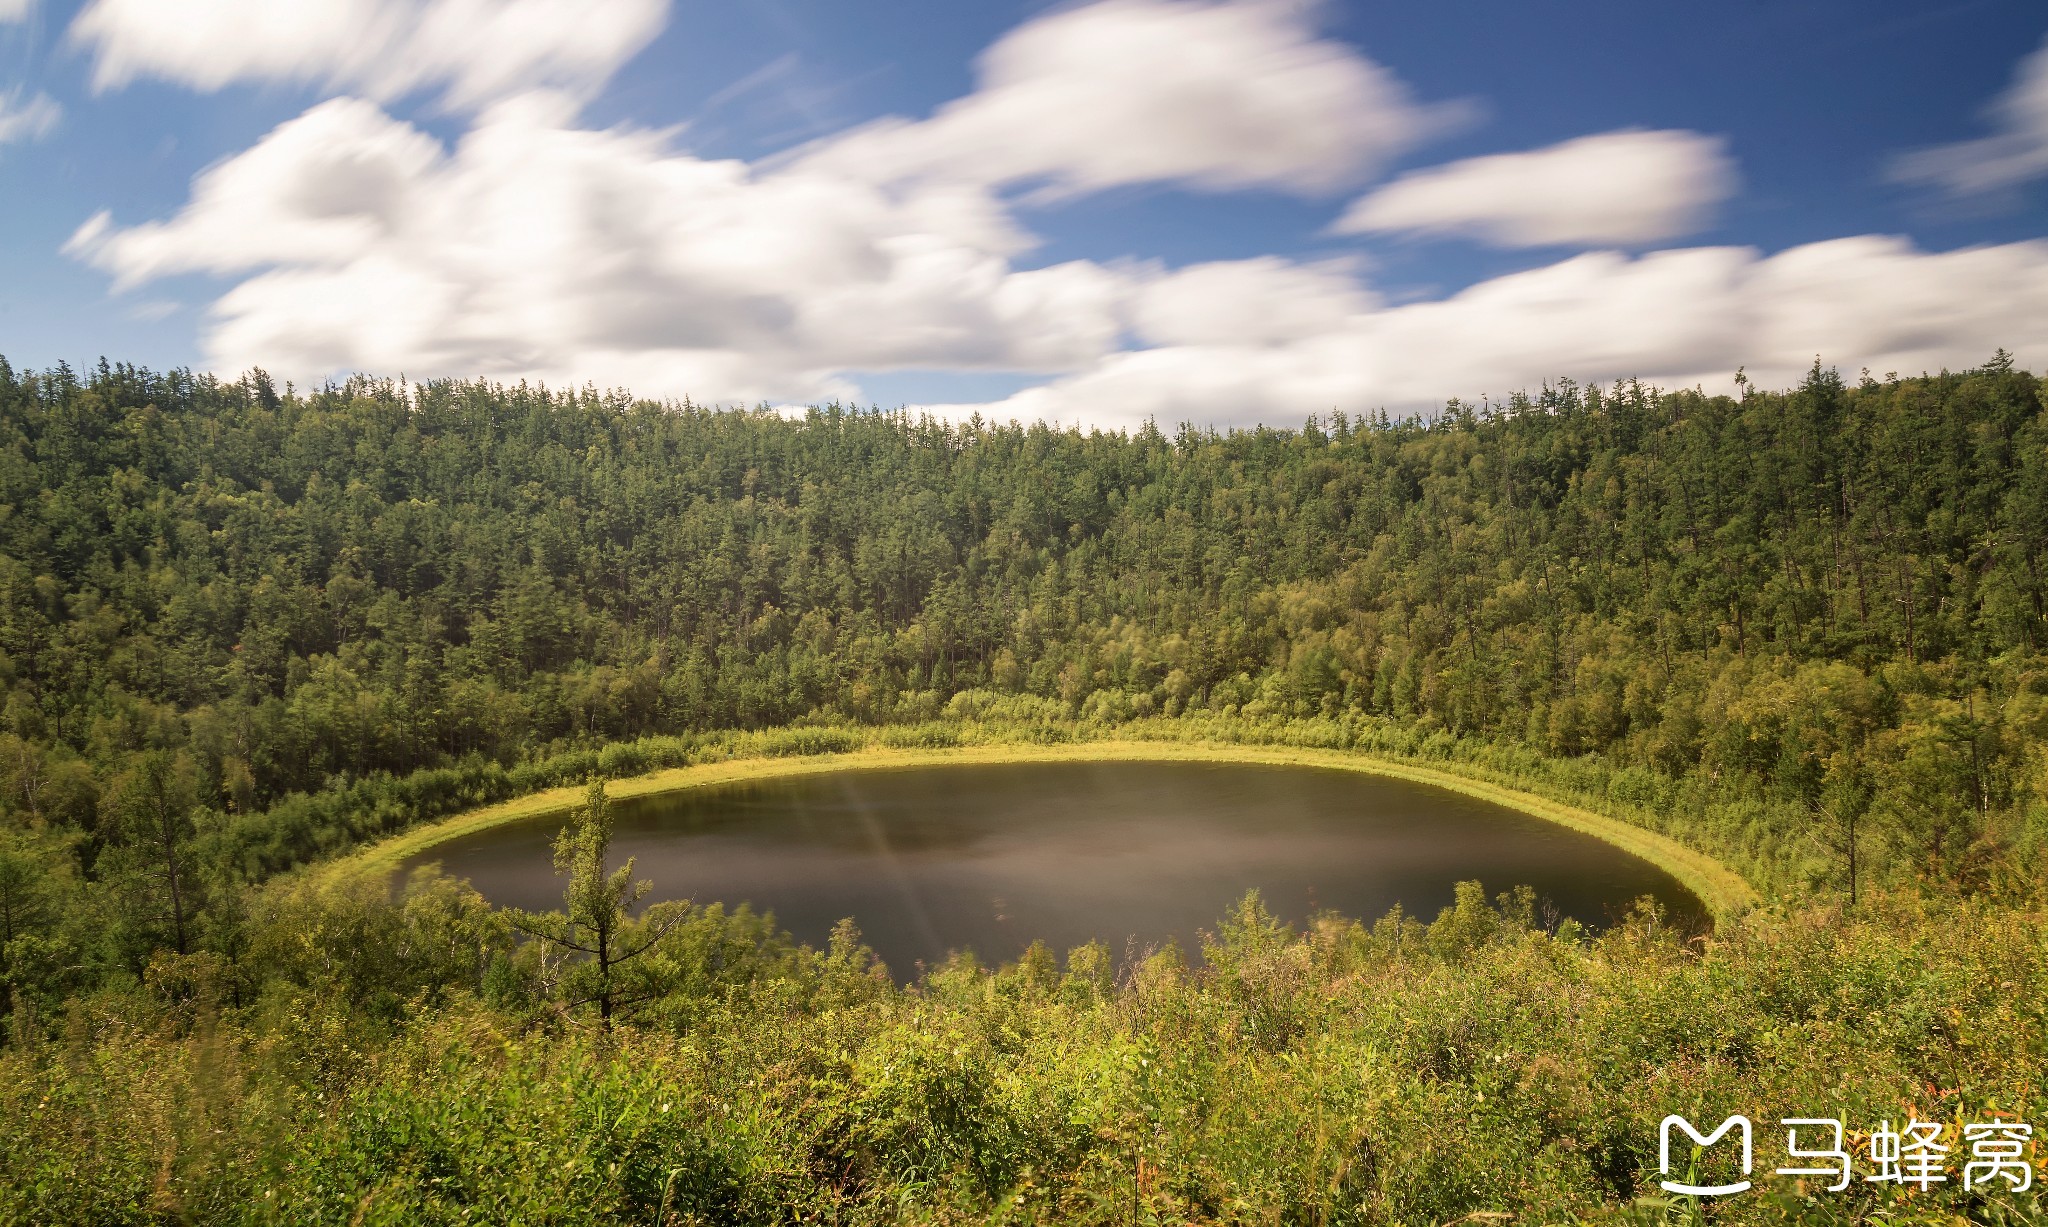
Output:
[{"xmin": 3, "ymin": 0, "xmax": 2048, "ymax": 428}]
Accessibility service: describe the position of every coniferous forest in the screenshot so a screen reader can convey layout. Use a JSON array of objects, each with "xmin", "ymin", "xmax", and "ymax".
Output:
[{"xmin": 3, "ymin": 353, "xmax": 2046, "ymax": 1223}]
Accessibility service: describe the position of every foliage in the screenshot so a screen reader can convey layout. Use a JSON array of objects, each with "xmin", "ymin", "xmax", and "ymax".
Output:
[
  {"xmin": 3, "ymin": 357, "xmax": 2044, "ymax": 920},
  {"xmin": 1, "ymin": 883, "xmax": 2042, "ymax": 1224},
  {"xmin": 505, "ymin": 780, "xmax": 687, "ymax": 1026},
  {"xmin": 5, "ymin": 354, "xmax": 2048, "ymax": 1221}
]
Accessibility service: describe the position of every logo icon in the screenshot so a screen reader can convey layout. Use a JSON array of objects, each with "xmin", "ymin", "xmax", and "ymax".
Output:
[{"xmin": 1659, "ymin": 1114, "xmax": 1754, "ymax": 1196}]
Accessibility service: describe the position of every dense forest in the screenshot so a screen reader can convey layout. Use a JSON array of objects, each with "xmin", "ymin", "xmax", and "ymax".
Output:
[{"xmin": 2, "ymin": 354, "xmax": 2045, "ymax": 1223}]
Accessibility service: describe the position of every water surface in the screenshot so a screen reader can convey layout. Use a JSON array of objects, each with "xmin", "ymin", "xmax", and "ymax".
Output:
[{"xmin": 401, "ymin": 760, "xmax": 1704, "ymax": 973}]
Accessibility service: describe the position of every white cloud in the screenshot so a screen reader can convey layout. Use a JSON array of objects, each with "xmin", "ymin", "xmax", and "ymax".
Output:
[
  {"xmin": 67, "ymin": 95, "xmax": 1132, "ymax": 403},
  {"xmin": 63, "ymin": 0, "xmax": 2046, "ymax": 428},
  {"xmin": 71, "ymin": 86, "xmax": 2046, "ymax": 424},
  {"xmin": 68, "ymin": 98, "xmax": 445, "ymax": 288},
  {"xmin": 1332, "ymin": 129, "xmax": 1736, "ymax": 247},
  {"xmin": 1890, "ymin": 34, "xmax": 2048, "ymax": 195},
  {"xmin": 798, "ymin": 0, "xmax": 1465, "ymax": 197},
  {"xmin": 1131, "ymin": 257, "xmax": 1376, "ymax": 346},
  {"xmin": 69, "ymin": 0, "xmax": 667, "ymax": 110},
  {"xmin": 63, "ymin": 0, "xmax": 1458, "ymax": 401},
  {"xmin": 937, "ymin": 237, "xmax": 2048, "ymax": 429},
  {"xmin": 0, "ymin": 0, "xmax": 33, "ymax": 23},
  {"xmin": 0, "ymin": 89, "xmax": 60, "ymax": 146}
]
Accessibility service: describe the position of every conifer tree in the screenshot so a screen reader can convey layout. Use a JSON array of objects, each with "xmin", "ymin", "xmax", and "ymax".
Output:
[{"xmin": 508, "ymin": 780, "xmax": 681, "ymax": 1027}]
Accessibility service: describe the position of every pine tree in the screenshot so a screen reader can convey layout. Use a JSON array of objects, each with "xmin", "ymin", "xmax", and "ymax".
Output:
[{"xmin": 507, "ymin": 780, "xmax": 681, "ymax": 1027}]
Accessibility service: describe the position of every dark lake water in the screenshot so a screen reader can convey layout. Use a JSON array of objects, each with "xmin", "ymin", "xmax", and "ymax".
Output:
[{"xmin": 399, "ymin": 760, "xmax": 1706, "ymax": 974}]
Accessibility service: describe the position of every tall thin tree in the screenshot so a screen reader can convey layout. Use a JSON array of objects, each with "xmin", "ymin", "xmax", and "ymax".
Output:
[{"xmin": 508, "ymin": 780, "xmax": 681, "ymax": 1027}]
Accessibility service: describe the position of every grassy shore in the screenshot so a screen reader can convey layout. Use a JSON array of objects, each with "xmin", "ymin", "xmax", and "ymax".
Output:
[{"xmin": 314, "ymin": 738, "xmax": 1758, "ymax": 921}]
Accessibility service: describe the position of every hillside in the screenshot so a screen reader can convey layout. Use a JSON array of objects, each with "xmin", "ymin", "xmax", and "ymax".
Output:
[{"xmin": 2, "ymin": 355, "xmax": 2045, "ymax": 1223}]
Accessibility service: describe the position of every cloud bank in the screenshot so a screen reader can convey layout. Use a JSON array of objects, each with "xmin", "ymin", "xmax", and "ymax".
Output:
[
  {"xmin": 59, "ymin": 0, "xmax": 2048, "ymax": 427},
  {"xmin": 938, "ymin": 238, "xmax": 2048, "ymax": 428},
  {"xmin": 67, "ymin": 95, "xmax": 1130, "ymax": 405}
]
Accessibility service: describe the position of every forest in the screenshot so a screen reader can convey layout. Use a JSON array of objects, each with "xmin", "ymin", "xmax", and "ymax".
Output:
[{"xmin": 1, "ymin": 353, "xmax": 2045, "ymax": 1223}]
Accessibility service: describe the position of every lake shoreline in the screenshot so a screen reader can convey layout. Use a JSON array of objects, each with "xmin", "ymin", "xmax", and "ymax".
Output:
[{"xmin": 314, "ymin": 739, "xmax": 1757, "ymax": 921}]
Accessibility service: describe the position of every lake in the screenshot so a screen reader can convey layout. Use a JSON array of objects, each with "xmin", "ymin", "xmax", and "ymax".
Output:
[{"xmin": 398, "ymin": 759, "xmax": 1707, "ymax": 973}]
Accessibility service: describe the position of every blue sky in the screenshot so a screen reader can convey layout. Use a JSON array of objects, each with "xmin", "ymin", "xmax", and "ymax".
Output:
[{"xmin": 3, "ymin": 0, "xmax": 2047, "ymax": 425}]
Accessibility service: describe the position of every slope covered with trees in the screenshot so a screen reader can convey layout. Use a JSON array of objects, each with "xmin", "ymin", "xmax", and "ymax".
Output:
[
  {"xmin": 2, "ymin": 354, "xmax": 2046, "ymax": 1223},
  {"xmin": 5, "ymin": 356, "xmax": 2045, "ymax": 894}
]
